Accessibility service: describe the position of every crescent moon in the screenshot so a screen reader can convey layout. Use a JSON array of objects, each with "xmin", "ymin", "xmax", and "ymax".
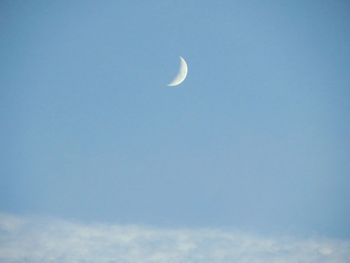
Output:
[{"xmin": 167, "ymin": 56, "xmax": 188, "ymax": 87}]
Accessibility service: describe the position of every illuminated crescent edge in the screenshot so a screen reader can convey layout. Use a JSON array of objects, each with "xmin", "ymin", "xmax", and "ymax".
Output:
[{"xmin": 168, "ymin": 56, "xmax": 188, "ymax": 87}]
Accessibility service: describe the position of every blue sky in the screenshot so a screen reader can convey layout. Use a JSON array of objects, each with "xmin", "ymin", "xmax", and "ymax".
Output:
[{"xmin": 1, "ymin": 0, "xmax": 350, "ymax": 242}]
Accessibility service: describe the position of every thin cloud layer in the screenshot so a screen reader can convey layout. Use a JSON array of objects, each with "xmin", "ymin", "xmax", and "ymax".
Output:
[{"xmin": 0, "ymin": 213, "xmax": 349, "ymax": 263}]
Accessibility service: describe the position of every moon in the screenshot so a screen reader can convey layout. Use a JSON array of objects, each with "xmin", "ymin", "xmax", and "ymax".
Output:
[{"xmin": 167, "ymin": 56, "xmax": 188, "ymax": 87}]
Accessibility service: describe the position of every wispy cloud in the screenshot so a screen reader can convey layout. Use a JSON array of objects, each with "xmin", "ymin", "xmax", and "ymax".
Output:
[{"xmin": 0, "ymin": 213, "xmax": 349, "ymax": 263}]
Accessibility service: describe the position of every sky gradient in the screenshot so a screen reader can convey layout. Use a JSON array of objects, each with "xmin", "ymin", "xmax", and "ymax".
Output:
[{"xmin": 1, "ymin": 0, "xmax": 350, "ymax": 242}]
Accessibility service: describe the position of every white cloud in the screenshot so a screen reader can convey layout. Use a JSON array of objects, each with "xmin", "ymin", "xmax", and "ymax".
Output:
[{"xmin": 0, "ymin": 213, "xmax": 349, "ymax": 263}]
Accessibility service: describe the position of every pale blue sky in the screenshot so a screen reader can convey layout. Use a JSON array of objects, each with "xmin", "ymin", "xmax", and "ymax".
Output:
[{"xmin": 1, "ymin": 0, "xmax": 350, "ymax": 238}]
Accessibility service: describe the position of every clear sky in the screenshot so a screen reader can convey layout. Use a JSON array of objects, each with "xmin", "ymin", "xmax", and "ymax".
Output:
[{"xmin": 1, "ymin": 0, "xmax": 350, "ymax": 240}]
